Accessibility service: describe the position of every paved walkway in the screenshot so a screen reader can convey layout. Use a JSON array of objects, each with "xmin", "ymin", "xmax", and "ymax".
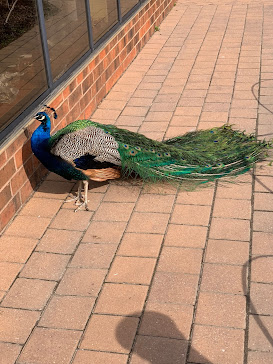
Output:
[{"xmin": 1, "ymin": 1, "xmax": 273, "ymax": 363}]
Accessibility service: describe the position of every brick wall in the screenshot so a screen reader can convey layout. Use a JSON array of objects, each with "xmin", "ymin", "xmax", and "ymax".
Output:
[{"xmin": 0, "ymin": 0, "xmax": 176, "ymax": 232}]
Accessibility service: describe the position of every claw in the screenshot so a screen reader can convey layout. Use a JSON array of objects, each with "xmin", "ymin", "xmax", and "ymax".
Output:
[{"xmin": 74, "ymin": 180, "xmax": 89, "ymax": 212}]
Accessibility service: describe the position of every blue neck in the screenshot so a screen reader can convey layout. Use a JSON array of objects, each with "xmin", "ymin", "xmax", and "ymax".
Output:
[{"xmin": 31, "ymin": 118, "xmax": 51, "ymax": 156}]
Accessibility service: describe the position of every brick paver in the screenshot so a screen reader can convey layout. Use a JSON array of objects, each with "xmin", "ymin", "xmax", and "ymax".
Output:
[{"xmin": 1, "ymin": 1, "xmax": 273, "ymax": 363}]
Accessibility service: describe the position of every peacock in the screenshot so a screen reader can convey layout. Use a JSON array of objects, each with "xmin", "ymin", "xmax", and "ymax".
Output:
[{"xmin": 31, "ymin": 106, "xmax": 271, "ymax": 211}]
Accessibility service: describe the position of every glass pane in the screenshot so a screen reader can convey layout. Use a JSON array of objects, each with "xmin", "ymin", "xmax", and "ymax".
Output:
[
  {"xmin": 0, "ymin": 0, "xmax": 47, "ymax": 133},
  {"xmin": 90, "ymin": 0, "xmax": 118, "ymax": 43},
  {"xmin": 43, "ymin": 0, "xmax": 89, "ymax": 81},
  {"xmin": 120, "ymin": 0, "xmax": 139, "ymax": 17}
]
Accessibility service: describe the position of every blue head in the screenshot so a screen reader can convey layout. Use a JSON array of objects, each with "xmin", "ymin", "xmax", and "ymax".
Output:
[{"xmin": 34, "ymin": 111, "xmax": 51, "ymax": 133}]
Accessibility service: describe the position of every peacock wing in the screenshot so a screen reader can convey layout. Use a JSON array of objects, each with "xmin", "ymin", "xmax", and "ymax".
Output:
[{"xmin": 50, "ymin": 125, "xmax": 121, "ymax": 166}]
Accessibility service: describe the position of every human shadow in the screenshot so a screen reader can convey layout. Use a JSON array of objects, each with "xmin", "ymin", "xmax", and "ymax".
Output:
[
  {"xmin": 116, "ymin": 311, "xmax": 211, "ymax": 363},
  {"xmin": 242, "ymin": 255, "xmax": 273, "ymax": 350}
]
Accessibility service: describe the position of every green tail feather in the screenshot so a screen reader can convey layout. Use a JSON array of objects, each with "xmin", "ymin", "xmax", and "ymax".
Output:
[{"xmin": 49, "ymin": 120, "xmax": 272, "ymax": 185}]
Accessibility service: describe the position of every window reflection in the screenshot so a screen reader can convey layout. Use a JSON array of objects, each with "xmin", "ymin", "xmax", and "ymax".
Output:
[
  {"xmin": 0, "ymin": 0, "xmax": 47, "ymax": 133},
  {"xmin": 43, "ymin": 0, "xmax": 89, "ymax": 81},
  {"xmin": 90, "ymin": 0, "xmax": 118, "ymax": 43},
  {"xmin": 120, "ymin": 0, "xmax": 139, "ymax": 17}
]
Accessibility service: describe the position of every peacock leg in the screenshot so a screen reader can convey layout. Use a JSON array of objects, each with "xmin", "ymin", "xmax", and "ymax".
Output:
[
  {"xmin": 74, "ymin": 180, "xmax": 89, "ymax": 212},
  {"xmin": 66, "ymin": 181, "xmax": 83, "ymax": 204}
]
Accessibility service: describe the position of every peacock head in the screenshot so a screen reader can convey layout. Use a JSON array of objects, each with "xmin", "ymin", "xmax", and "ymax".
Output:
[{"xmin": 34, "ymin": 111, "xmax": 51, "ymax": 132}]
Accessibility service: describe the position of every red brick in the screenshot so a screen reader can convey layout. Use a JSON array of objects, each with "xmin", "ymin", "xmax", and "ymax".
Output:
[
  {"xmin": 0, "ymin": 158, "xmax": 16, "ymax": 188},
  {"xmin": 0, "ymin": 183, "xmax": 12, "ymax": 211}
]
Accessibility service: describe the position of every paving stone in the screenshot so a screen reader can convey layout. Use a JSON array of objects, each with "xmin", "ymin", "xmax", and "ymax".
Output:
[
  {"xmin": 106, "ymin": 256, "xmax": 156, "ymax": 284},
  {"xmin": 94, "ymin": 283, "xmax": 148, "ymax": 315},
  {"xmin": 131, "ymin": 335, "xmax": 188, "ymax": 364},
  {"xmin": 250, "ymin": 282, "xmax": 273, "ymax": 315},
  {"xmin": 19, "ymin": 198, "xmax": 62, "ymax": 218},
  {"xmin": 135, "ymin": 194, "xmax": 175, "ymax": 213},
  {"xmin": 176, "ymin": 188, "xmax": 214, "ymax": 205},
  {"xmin": 171, "ymin": 204, "xmax": 211, "ymax": 226},
  {"xmin": 164, "ymin": 224, "xmax": 207, "ymax": 248},
  {"xmin": 213, "ymin": 198, "xmax": 251, "ymax": 219},
  {"xmin": 209, "ymin": 217, "xmax": 250, "ymax": 241},
  {"xmin": 205, "ymin": 239, "xmax": 249, "ymax": 265},
  {"xmin": 36, "ymin": 229, "xmax": 82, "ymax": 254},
  {"xmin": 4, "ymin": 216, "xmax": 51, "ymax": 239},
  {"xmin": 34, "ymin": 181, "xmax": 73, "ymax": 200},
  {"xmin": 252, "ymin": 231, "xmax": 273, "ymax": 255},
  {"xmin": 20, "ymin": 252, "xmax": 70, "ymax": 280},
  {"xmin": 0, "ymin": 307, "xmax": 39, "ymax": 344},
  {"xmin": 189, "ymin": 325, "xmax": 244, "ymax": 364},
  {"xmin": 0, "ymin": 342, "xmax": 22, "ymax": 364},
  {"xmin": 103, "ymin": 185, "xmax": 141, "ymax": 202},
  {"xmin": 56, "ymin": 267, "xmax": 107, "ymax": 296},
  {"xmin": 140, "ymin": 302, "xmax": 194, "ymax": 339},
  {"xmin": 248, "ymin": 315, "xmax": 273, "ymax": 352},
  {"xmin": 0, "ymin": 236, "xmax": 37, "ymax": 263},
  {"xmin": 127, "ymin": 212, "xmax": 169, "ymax": 234},
  {"xmin": 201, "ymin": 263, "xmax": 245, "ymax": 295},
  {"xmin": 70, "ymin": 243, "xmax": 116, "ymax": 269},
  {"xmin": 17, "ymin": 327, "xmax": 81, "ymax": 364},
  {"xmin": 253, "ymin": 211, "xmax": 273, "ymax": 233},
  {"xmin": 251, "ymin": 256, "xmax": 273, "ymax": 284},
  {"xmin": 157, "ymin": 247, "xmax": 203, "ymax": 275},
  {"xmin": 39, "ymin": 295, "xmax": 95, "ymax": 330},
  {"xmin": 1, "ymin": 278, "xmax": 56, "ymax": 310},
  {"xmin": 93, "ymin": 202, "xmax": 134, "ymax": 222},
  {"xmin": 117, "ymin": 232, "xmax": 163, "ymax": 257},
  {"xmin": 82, "ymin": 221, "xmax": 127, "ymax": 243},
  {"xmin": 195, "ymin": 292, "xmax": 246, "ymax": 329},
  {"xmin": 148, "ymin": 271, "xmax": 199, "ymax": 306},
  {"xmin": 248, "ymin": 351, "xmax": 273, "ymax": 364},
  {"xmin": 0, "ymin": 262, "xmax": 22, "ymax": 291},
  {"xmin": 80, "ymin": 314, "xmax": 139, "ymax": 353},
  {"xmin": 72, "ymin": 350, "xmax": 128, "ymax": 364},
  {"xmin": 50, "ymin": 209, "xmax": 93, "ymax": 231}
]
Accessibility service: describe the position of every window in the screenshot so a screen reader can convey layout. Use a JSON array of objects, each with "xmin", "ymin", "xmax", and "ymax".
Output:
[
  {"xmin": 0, "ymin": 0, "xmax": 143, "ymax": 142},
  {"xmin": 120, "ymin": 0, "xmax": 139, "ymax": 17},
  {"xmin": 43, "ymin": 0, "xmax": 90, "ymax": 81},
  {"xmin": 0, "ymin": 0, "xmax": 47, "ymax": 133}
]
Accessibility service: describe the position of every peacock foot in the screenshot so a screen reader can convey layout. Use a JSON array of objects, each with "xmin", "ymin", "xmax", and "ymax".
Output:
[{"xmin": 73, "ymin": 180, "xmax": 90, "ymax": 212}]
